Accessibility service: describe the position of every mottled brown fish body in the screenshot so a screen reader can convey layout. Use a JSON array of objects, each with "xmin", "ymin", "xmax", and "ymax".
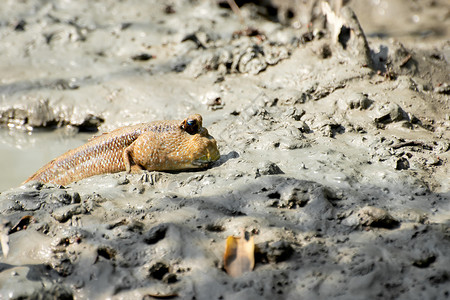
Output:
[{"xmin": 24, "ymin": 114, "xmax": 220, "ymax": 185}]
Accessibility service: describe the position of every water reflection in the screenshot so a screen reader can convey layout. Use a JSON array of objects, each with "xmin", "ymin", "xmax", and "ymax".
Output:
[{"xmin": 0, "ymin": 128, "xmax": 91, "ymax": 191}]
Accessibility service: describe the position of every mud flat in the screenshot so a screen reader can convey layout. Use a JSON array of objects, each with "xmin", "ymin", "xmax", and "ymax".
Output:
[{"xmin": 0, "ymin": 1, "xmax": 449, "ymax": 299}]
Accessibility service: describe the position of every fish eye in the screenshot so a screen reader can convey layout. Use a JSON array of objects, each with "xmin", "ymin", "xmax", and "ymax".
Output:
[{"xmin": 183, "ymin": 118, "xmax": 199, "ymax": 134}]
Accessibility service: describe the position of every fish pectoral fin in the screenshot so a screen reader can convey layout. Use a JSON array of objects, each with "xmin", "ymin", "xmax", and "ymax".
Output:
[{"xmin": 123, "ymin": 144, "xmax": 135, "ymax": 173}]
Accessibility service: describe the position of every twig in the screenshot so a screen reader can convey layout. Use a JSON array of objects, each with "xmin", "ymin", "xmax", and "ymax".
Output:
[
  {"xmin": 226, "ymin": 0, "xmax": 245, "ymax": 25},
  {"xmin": 399, "ymin": 54, "xmax": 412, "ymax": 68}
]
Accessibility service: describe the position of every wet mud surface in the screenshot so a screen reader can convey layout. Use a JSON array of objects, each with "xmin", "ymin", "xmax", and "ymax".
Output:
[{"xmin": 0, "ymin": 0, "xmax": 449, "ymax": 299}]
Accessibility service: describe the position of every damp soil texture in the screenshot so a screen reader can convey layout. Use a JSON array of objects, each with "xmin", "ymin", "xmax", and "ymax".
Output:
[{"xmin": 0, "ymin": 1, "xmax": 449, "ymax": 299}]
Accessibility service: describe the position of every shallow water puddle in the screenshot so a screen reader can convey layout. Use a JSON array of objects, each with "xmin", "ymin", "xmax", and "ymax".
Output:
[{"xmin": 0, "ymin": 129, "xmax": 91, "ymax": 191}]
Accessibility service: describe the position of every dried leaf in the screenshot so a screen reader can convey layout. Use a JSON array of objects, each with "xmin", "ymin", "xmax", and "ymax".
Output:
[{"xmin": 224, "ymin": 230, "xmax": 255, "ymax": 277}]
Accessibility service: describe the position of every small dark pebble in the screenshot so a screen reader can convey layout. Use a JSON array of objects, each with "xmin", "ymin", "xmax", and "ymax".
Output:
[
  {"xmin": 144, "ymin": 224, "xmax": 168, "ymax": 244},
  {"xmin": 256, "ymin": 161, "xmax": 284, "ymax": 177},
  {"xmin": 97, "ymin": 246, "xmax": 116, "ymax": 260},
  {"xmin": 149, "ymin": 262, "xmax": 170, "ymax": 280},
  {"xmin": 256, "ymin": 240, "xmax": 294, "ymax": 263},
  {"xmin": 300, "ymin": 31, "xmax": 314, "ymax": 44},
  {"xmin": 121, "ymin": 22, "xmax": 132, "ymax": 30},
  {"xmin": 163, "ymin": 273, "xmax": 178, "ymax": 284},
  {"xmin": 14, "ymin": 20, "xmax": 26, "ymax": 31},
  {"xmin": 319, "ymin": 44, "xmax": 332, "ymax": 59},
  {"xmin": 164, "ymin": 5, "xmax": 176, "ymax": 14},
  {"xmin": 131, "ymin": 53, "xmax": 153, "ymax": 61},
  {"xmin": 428, "ymin": 270, "xmax": 449, "ymax": 284},
  {"xmin": 357, "ymin": 206, "xmax": 400, "ymax": 229},
  {"xmin": 205, "ymin": 224, "xmax": 224, "ymax": 232},
  {"xmin": 413, "ymin": 255, "xmax": 436, "ymax": 268},
  {"xmin": 395, "ymin": 157, "xmax": 410, "ymax": 170}
]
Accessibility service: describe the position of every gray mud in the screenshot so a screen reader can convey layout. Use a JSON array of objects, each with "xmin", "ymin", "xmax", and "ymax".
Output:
[{"xmin": 1, "ymin": 1, "xmax": 449, "ymax": 299}]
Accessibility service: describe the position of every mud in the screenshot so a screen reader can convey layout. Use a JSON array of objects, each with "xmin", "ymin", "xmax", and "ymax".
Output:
[{"xmin": 0, "ymin": 0, "xmax": 449, "ymax": 299}]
